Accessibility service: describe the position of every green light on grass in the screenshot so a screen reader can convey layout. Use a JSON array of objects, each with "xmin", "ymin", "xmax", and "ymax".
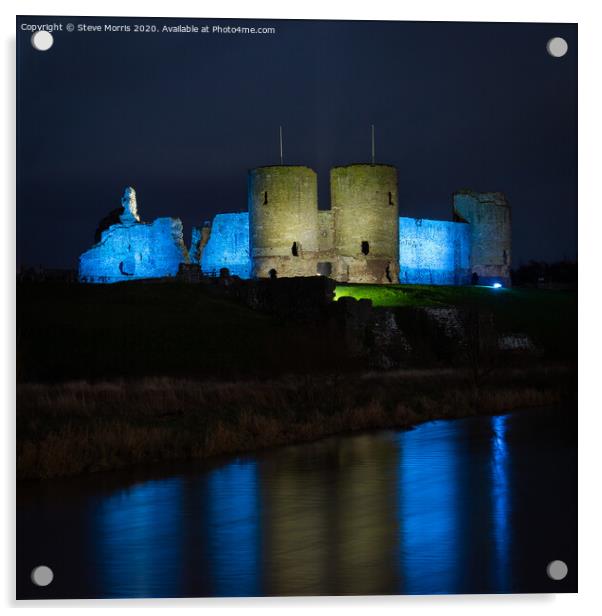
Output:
[{"xmin": 334, "ymin": 285, "xmax": 406, "ymax": 307}]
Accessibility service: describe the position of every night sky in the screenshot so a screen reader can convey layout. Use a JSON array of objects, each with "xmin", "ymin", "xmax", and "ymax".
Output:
[{"xmin": 17, "ymin": 16, "xmax": 577, "ymax": 269}]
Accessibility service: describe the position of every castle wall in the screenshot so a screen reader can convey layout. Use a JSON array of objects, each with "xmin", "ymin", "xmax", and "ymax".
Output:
[
  {"xmin": 248, "ymin": 166, "xmax": 319, "ymax": 278},
  {"xmin": 79, "ymin": 217, "xmax": 189, "ymax": 283},
  {"xmin": 79, "ymin": 182, "xmax": 511, "ymax": 288},
  {"xmin": 398, "ymin": 217, "xmax": 471, "ymax": 285},
  {"xmin": 316, "ymin": 210, "xmax": 335, "ymax": 276},
  {"xmin": 318, "ymin": 210, "xmax": 335, "ymax": 254},
  {"xmin": 453, "ymin": 191, "xmax": 511, "ymax": 286},
  {"xmin": 199, "ymin": 213, "xmax": 251, "ymax": 278},
  {"xmin": 330, "ymin": 164, "xmax": 399, "ymax": 284}
]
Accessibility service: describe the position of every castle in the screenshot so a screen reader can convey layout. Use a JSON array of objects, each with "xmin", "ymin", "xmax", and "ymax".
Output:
[{"xmin": 78, "ymin": 163, "xmax": 512, "ymax": 286}]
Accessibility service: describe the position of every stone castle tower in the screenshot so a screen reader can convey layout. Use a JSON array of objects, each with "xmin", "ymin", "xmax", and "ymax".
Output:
[
  {"xmin": 247, "ymin": 163, "xmax": 400, "ymax": 284},
  {"xmin": 248, "ymin": 166, "xmax": 320, "ymax": 278},
  {"xmin": 453, "ymin": 191, "xmax": 512, "ymax": 286},
  {"xmin": 330, "ymin": 164, "xmax": 399, "ymax": 284}
]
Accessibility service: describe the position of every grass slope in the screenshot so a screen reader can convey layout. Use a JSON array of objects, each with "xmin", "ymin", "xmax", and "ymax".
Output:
[
  {"xmin": 17, "ymin": 281, "xmax": 576, "ymax": 382},
  {"xmin": 335, "ymin": 284, "xmax": 577, "ymax": 358},
  {"xmin": 17, "ymin": 282, "xmax": 353, "ymax": 382}
]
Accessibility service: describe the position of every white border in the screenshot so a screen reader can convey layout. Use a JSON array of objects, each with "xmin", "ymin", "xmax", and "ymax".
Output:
[{"xmin": 3, "ymin": 1, "xmax": 599, "ymax": 614}]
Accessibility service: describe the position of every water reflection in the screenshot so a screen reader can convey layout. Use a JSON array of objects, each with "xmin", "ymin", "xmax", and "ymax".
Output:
[
  {"xmin": 17, "ymin": 407, "xmax": 576, "ymax": 598},
  {"xmin": 95, "ymin": 478, "xmax": 184, "ymax": 598},
  {"xmin": 206, "ymin": 462, "xmax": 260, "ymax": 596},
  {"xmin": 397, "ymin": 421, "xmax": 460, "ymax": 594},
  {"xmin": 334, "ymin": 436, "xmax": 398, "ymax": 594},
  {"xmin": 261, "ymin": 435, "xmax": 398, "ymax": 595},
  {"xmin": 490, "ymin": 415, "xmax": 511, "ymax": 592},
  {"xmin": 261, "ymin": 444, "xmax": 331, "ymax": 595}
]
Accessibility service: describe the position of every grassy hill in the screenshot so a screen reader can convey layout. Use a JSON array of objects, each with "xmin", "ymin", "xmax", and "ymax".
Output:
[
  {"xmin": 335, "ymin": 284, "xmax": 577, "ymax": 359},
  {"xmin": 17, "ymin": 281, "xmax": 576, "ymax": 383},
  {"xmin": 17, "ymin": 281, "xmax": 354, "ymax": 382}
]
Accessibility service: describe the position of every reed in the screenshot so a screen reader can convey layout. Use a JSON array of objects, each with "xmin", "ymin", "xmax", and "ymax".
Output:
[{"xmin": 17, "ymin": 365, "xmax": 575, "ymax": 479}]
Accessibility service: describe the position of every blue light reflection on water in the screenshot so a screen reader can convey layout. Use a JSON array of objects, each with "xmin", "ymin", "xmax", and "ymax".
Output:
[
  {"xmin": 396, "ymin": 420, "xmax": 461, "ymax": 594},
  {"xmin": 95, "ymin": 477, "xmax": 185, "ymax": 598},
  {"xmin": 490, "ymin": 414, "xmax": 511, "ymax": 591},
  {"xmin": 396, "ymin": 415, "xmax": 514, "ymax": 594},
  {"xmin": 205, "ymin": 461, "xmax": 261, "ymax": 596},
  {"xmin": 18, "ymin": 407, "xmax": 575, "ymax": 598},
  {"xmin": 92, "ymin": 417, "xmax": 514, "ymax": 597},
  {"xmin": 94, "ymin": 461, "xmax": 261, "ymax": 598}
]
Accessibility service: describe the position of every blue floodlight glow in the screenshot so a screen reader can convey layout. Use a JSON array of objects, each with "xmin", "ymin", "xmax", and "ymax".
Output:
[
  {"xmin": 492, "ymin": 283, "xmax": 502, "ymax": 289},
  {"xmin": 200, "ymin": 213, "xmax": 251, "ymax": 278},
  {"xmin": 78, "ymin": 218, "xmax": 188, "ymax": 283},
  {"xmin": 398, "ymin": 217, "xmax": 471, "ymax": 285}
]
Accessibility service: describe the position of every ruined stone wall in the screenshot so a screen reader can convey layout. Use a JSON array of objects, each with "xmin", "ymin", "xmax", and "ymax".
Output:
[
  {"xmin": 79, "ymin": 187, "xmax": 189, "ymax": 283},
  {"xmin": 79, "ymin": 217, "xmax": 189, "ymax": 283},
  {"xmin": 248, "ymin": 166, "xmax": 319, "ymax": 278},
  {"xmin": 398, "ymin": 217, "xmax": 471, "ymax": 285},
  {"xmin": 330, "ymin": 164, "xmax": 399, "ymax": 284},
  {"xmin": 198, "ymin": 213, "xmax": 251, "ymax": 278},
  {"xmin": 189, "ymin": 224, "xmax": 211, "ymax": 265},
  {"xmin": 453, "ymin": 191, "xmax": 512, "ymax": 286}
]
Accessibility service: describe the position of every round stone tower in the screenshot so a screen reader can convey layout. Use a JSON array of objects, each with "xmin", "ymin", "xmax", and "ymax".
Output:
[
  {"xmin": 453, "ymin": 190, "xmax": 512, "ymax": 286},
  {"xmin": 248, "ymin": 165, "xmax": 319, "ymax": 278},
  {"xmin": 330, "ymin": 164, "xmax": 400, "ymax": 283}
]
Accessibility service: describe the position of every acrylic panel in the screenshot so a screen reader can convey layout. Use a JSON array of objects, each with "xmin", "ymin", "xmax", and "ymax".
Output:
[{"xmin": 16, "ymin": 15, "xmax": 577, "ymax": 599}]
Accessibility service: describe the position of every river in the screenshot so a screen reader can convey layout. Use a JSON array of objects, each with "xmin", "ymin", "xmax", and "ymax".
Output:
[{"xmin": 17, "ymin": 406, "xmax": 577, "ymax": 598}]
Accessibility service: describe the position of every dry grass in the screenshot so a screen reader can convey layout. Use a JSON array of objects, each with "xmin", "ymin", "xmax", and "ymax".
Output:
[{"xmin": 17, "ymin": 366, "xmax": 575, "ymax": 480}]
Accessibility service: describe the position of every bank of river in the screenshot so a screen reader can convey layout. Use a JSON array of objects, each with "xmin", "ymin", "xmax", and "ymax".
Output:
[
  {"xmin": 17, "ymin": 405, "xmax": 576, "ymax": 598},
  {"xmin": 17, "ymin": 365, "xmax": 575, "ymax": 480}
]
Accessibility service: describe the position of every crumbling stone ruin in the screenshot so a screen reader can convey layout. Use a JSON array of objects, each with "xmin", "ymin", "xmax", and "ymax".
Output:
[
  {"xmin": 78, "ymin": 187, "xmax": 189, "ymax": 283},
  {"xmin": 453, "ymin": 190, "xmax": 512, "ymax": 286},
  {"xmin": 200, "ymin": 213, "xmax": 250, "ymax": 278},
  {"xmin": 78, "ymin": 164, "xmax": 511, "ymax": 286}
]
